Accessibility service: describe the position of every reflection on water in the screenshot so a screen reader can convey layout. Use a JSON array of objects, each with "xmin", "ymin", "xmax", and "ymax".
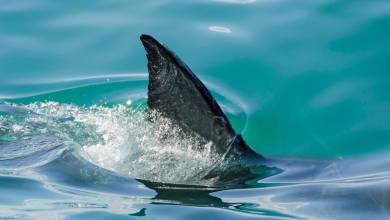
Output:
[
  {"xmin": 213, "ymin": 0, "xmax": 257, "ymax": 4},
  {"xmin": 208, "ymin": 26, "xmax": 232, "ymax": 33}
]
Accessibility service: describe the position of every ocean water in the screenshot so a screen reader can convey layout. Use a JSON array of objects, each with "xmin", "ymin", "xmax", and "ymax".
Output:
[{"xmin": 1, "ymin": 0, "xmax": 390, "ymax": 219}]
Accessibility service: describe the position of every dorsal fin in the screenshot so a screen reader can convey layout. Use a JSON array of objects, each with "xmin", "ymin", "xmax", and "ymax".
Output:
[{"xmin": 140, "ymin": 34, "xmax": 236, "ymax": 154}]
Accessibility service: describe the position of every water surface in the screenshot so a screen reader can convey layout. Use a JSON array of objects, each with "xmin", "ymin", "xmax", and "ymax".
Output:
[{"xmin": 1, "ymin": 0, "xmax": 390, "ymax": 219}]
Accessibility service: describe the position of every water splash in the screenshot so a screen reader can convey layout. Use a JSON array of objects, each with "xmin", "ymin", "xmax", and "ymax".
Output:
[{"xmin": 1, "ymin": 102, "xmax": 221, "ymax": 184}]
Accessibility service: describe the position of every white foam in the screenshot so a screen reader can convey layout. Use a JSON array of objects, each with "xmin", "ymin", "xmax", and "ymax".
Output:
[{"xmin": 18, "ymin": 102, "xmax": 220, "ymax": 184}]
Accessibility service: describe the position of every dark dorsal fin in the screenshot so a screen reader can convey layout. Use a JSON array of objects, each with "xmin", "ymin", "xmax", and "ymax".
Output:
[{"xmin": 140, "ymin": 34, "xmax": 236, "ymax": 154}]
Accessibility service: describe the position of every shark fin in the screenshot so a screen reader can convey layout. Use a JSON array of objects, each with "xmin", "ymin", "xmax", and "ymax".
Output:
[{"xmin": 140, "ymin": 34, "xmax": 260, "ymax": 159}]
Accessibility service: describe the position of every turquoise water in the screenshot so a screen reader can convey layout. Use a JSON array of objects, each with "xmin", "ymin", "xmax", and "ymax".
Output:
[{"xmin": 1, "ymin": 0, "xmax": 390, "ymax": 219}]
